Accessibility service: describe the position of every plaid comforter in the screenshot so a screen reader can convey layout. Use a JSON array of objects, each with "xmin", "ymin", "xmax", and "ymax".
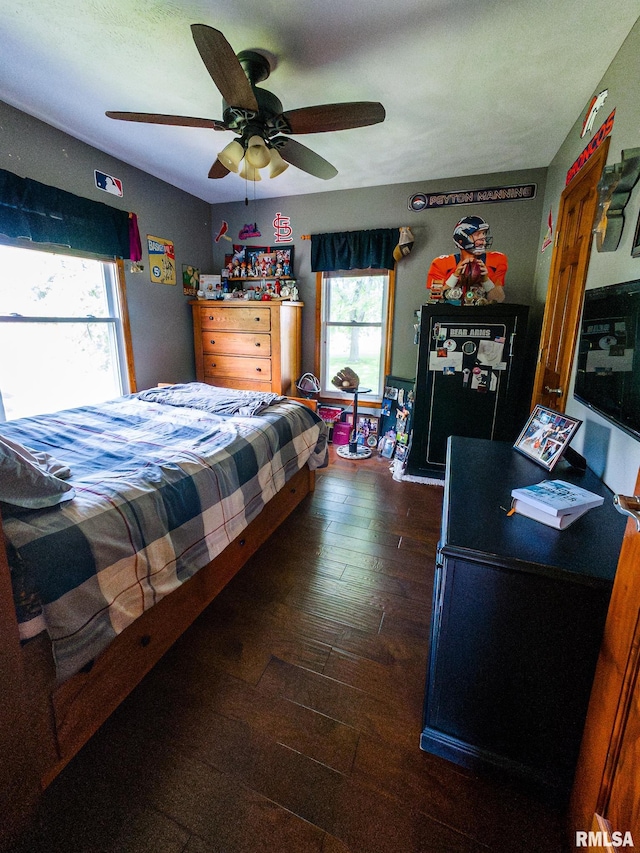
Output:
[{"xmin": 1, "ymin": 390, "xmax": 327, "ymax": 683}]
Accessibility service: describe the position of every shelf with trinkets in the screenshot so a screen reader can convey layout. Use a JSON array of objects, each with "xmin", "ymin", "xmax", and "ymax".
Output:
[{"xmin": 211, "ymin": 278, "xmax": 300, "ymax": 302}]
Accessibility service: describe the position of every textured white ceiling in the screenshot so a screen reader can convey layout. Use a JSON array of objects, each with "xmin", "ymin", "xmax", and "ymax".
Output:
[{"xmin": 1, "ymin": 0, "xmax": 639, "ymax": 204}]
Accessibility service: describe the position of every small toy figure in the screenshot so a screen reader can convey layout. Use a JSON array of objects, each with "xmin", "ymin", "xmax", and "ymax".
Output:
[{"xmin": 427, "ymin": 216, "xmax": 507, "ymax": 304}]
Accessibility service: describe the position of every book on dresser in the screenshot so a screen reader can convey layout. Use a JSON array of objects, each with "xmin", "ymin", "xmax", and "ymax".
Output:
[{"xmin": 510, "ymin": 479, "xmax": 604, "ymax": 529}]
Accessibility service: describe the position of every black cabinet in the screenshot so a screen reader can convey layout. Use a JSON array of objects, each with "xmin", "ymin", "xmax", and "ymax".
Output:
[
  {"xmin": 407, "ymin": 304, "xmax": 531, "ymax": 478},
  {"xmin": 420, "ymin": 437, "xmax": 627, "ymax": 799}
]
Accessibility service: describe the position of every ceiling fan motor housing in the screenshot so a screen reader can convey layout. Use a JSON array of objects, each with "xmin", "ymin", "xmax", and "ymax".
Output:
[{"xmin": 223, "ymin": 86, "xmax": 288, "ymax": 144}]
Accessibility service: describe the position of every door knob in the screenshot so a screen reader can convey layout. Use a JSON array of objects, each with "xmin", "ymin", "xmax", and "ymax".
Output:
[
  {"xmin": 614, "ymin": 494, "xmax": 640, "ymax": 532},
  {"xmin": 544, "ymin": 386, "xmax": 563, "ymax": 396}
]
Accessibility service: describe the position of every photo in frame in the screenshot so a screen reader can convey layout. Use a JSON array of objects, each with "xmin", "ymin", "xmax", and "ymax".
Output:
[
  {"xmin": 356, "ymin": 415, "xmax": 379, "ymax": 448},
  {"xmin": 513, "ymin": 405, "xmax": 582, "ymax": 471}
]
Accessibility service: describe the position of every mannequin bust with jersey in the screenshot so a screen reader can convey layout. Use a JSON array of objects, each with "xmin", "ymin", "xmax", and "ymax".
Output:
[{"xmin": 426, "ymin": 216, "xmax": 507, "ymax": 305}]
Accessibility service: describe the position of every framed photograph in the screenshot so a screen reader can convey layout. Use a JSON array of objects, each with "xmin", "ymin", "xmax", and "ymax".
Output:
[
  {"xmin": 513, "ymin": 405, "xmax": 582, "ymax": 471},
  {"xmin": 356, "ymin": 415, "xmax": 379, "ymax": 448}
]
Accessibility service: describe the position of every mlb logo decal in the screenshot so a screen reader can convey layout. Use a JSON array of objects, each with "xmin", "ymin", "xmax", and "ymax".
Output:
[{"xmin": 94, "ymin": 170, "xmax": 123, "ymax": 196}]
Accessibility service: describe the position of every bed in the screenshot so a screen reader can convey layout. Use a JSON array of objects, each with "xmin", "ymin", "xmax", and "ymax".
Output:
[{"xmin": 0, "ymin": 383, "xmax": 327, "ymax": 844}]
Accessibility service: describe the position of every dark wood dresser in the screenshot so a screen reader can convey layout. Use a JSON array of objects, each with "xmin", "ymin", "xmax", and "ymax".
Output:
[{"xmin": 421, "ymin": 436, "xmax": 627, "ymax": 799}]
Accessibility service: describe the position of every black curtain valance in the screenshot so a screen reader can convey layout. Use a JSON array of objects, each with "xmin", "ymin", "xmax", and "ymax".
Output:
[
  {"xmin": 0, "ymin": 169, "xmax": 139, "ymax": 259},
  {"xmin": 310, "ymin": 228, "xmax": 399, "ymax": 271}
]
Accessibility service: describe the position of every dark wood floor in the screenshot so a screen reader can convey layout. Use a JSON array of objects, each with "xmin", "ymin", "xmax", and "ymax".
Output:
[{"xmin": 12, "ymin": 449, "xmax": 567, "ymax": 853}]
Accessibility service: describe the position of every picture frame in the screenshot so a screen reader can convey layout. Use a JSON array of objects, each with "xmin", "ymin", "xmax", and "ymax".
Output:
[
  {"xmin": 356, "ymin": 415, "xmax": 379, "ymax": 448},
  {"xmin": 513, "ymin": 405, "xmax": 582, "ymax": 471}
]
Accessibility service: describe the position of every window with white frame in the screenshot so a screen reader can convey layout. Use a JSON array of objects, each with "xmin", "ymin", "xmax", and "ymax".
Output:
[
  {"xmin": 318, "ymin": 269, "xmax": 394, "ymax": 400},
  {"xmin": 0, "ymin": 243, "xmax": 133, "ymax": 421}
]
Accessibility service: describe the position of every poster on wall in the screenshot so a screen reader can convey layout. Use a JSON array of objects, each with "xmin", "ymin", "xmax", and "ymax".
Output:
[
  {"xmin": 182, "ymin": 264, "xmax": 200, "ymax": 296},
  {"xmin": 148, "ymin": 235, "xmax": 176, "ymax": 285}
]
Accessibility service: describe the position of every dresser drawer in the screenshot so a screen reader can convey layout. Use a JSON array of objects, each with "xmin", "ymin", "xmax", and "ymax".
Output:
[
  {"xmin": 200, "ymin": 331, "xmax": 271, "ymax": 356},
  {"xmin": 199, "ymin": 307, "xmax": 271, "ymax": 332},
  {"xmin": 204, "ymin": 377, "xmax": 274, "ymax": 393},
  {"xmin": 203, "ymin": 354, "xmax": 272, "ymax": 381}
]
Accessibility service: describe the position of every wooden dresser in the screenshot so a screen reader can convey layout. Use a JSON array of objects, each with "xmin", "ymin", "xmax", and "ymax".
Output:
[{"xmin": 190, "ymin": 299, "xmax": 303, "ymax": 395}]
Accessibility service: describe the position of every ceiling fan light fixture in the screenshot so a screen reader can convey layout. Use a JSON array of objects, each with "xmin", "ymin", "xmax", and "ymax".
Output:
[
  {"xmin": 239, "ymin": 158, "xmax": 262, "ymax": 181},
  {"xmin": 268, "ymin": 147, "xmax": 289, "ymax": 178},
  {"xmin": 217, "ymin": 139, "xmax": 245, "ymax": 172},
  {"xmin": 245, "ymin": 135, "xmax": 271, "ymax": 169}
]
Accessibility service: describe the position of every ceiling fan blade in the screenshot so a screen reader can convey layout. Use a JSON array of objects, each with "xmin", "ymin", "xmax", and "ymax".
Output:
[
  {"xmin": 208, "ymin": 159, "xmax": 230, "ymax": 179},
  {"xmin": 274, "ymin": 137, "xmax": 338, "ymax": 180},
  {"xmin": 190, "ymin": 24, "xmax": 258, "ymax": 112},
  {"xmin": 281, "ymin": 102, "xmax": 385, "ymax": 134},
  {"xmin": 106, "ymin": 111, "xmax": 228, "ymax": 130}
]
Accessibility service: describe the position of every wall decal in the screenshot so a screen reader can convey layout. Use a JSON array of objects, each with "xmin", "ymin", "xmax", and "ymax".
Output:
[
  {"xmin": 408, "ymin": 184, "xmax": 536, "ymax": 211},
  {"xmin": 581, "ymin": 90, "xmax": 608, "ymax": 138},
  {"xmin": 214, "ymin": 220, "xmax": 232, "ymax": 242},
  {"xmin": 147, "ymin": 235, "xmax": 176, "ymax": 285},
  {"xmin": 94, "ymin": 169, "xmax": 122, "ymax": 196},
  {"xmin": 273, "ymin": 212, "xmax": 293, "ymax": 243},
  {"xmin": 239, "ymin": 223, "xmax": 261, "ymax": 239},
  {"xmin": 566, "ymin": 109, "xmax": 615, "ymax": 185}
]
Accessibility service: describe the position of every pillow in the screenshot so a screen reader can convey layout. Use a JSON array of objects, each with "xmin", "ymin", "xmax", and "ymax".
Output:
[{"xmin": 0, "ymin": 435, "xmax": 75, "ymax": 509}]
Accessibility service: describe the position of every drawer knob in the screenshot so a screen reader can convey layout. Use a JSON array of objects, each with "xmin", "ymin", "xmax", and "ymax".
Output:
[
  {"xmin": 211, "ymin": 362, "xmax": 216, "ymax": 367},
  {"xmin": 208, "ymin": 316, "xmax": 214, "ymax": 320},
  {"xmin": 210, "ymin": 339, "xmax": 215, "ymax": 344},
  {"xmin": 256, "ymin": 367, "xmax": 262, "ymax": 372},
  {"xmin": 255, "ymin": 342, "xmax": 261, "ymax": 347},
  {"xmin": 254, "ymin": 317, "xmax": 261, "ymax": 322},
  {"xmin": 239, "ymin": 538, "xmax": 246, "ymax": 547},
  {"xmin": 140, "ymin": 634, "xmax": 151, "ymax": 648}
]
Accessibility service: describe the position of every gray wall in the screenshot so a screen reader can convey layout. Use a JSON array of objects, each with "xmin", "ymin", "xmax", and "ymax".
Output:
[
  {"xmin": 209, "ymin": 169, "xmax": 546, "ymax": 381},
  {"xmin": 0, "ymin": 99, "xmax": 214, "ymax": 391},
  {"xmin": 532, "ymin": 18, "xmax": 640, "ymax": 495}
]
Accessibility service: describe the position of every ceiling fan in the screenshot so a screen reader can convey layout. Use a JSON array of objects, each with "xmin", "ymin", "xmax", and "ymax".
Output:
[{"xmin": 106, "ymin": 24, "xmax": 385, "ymax": 182}]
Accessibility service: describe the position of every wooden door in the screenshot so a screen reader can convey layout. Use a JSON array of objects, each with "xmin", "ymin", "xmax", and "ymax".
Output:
[
  {"xmin": 531, "ymin": 138, "xmax": 610, "ymax": 412},
  {"xmin": 569, "ymin": 468, "xmax": 640, "ymax": 845}
]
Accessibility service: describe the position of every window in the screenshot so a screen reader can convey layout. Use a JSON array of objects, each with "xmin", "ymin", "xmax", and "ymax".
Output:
[
  {"xmin": 0, "ymin": 243, "xmax": 135, "ymax": 420},
  {"xmin": 317, "ymin": 269, "xmax": 394, "ymax": 400}
]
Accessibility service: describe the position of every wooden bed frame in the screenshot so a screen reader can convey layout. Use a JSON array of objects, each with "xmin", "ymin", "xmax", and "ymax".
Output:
[{"xmin": 0, "ymin": 398, "xmax": 318, "ymax": 849}]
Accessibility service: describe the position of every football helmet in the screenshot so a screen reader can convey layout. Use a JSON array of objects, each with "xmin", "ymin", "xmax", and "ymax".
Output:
[{"xmin": 453, "ymin": 216, "xmax": 493, "ymax": 254}]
